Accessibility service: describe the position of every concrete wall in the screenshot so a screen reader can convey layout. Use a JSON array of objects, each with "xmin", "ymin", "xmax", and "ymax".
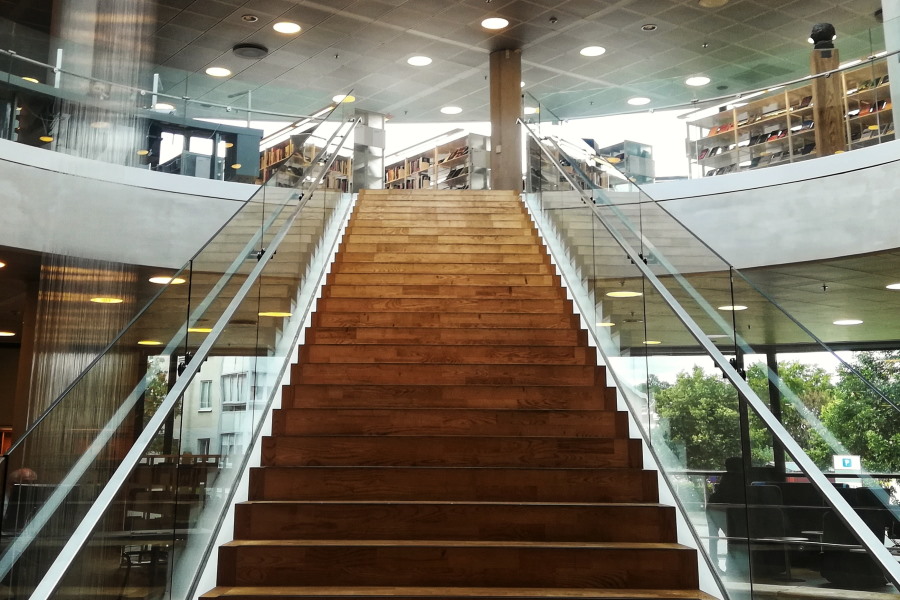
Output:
[{"xmin": 0, "ymin": 139, "xmax": 258, "ymax": 268}]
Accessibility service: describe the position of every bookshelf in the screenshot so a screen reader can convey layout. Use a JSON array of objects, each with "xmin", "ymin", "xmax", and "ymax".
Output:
[
  {"xmin": 384, "ymin": 132, "xmax": 489, "ymax": 190},
  {"xmin": 259, "ymin": 134, "xmax": 351, "ymax": 191},
  {"xmin": 686, "ymin": 59, "xmax": 893, "ymax": 177}
]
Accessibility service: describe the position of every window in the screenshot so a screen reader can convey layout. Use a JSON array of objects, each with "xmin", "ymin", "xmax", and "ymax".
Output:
[
  {"xmin": 199, "ymin": 380, "xmax": 212, "ymax": 410},
  {"xmin": 219, "ymin": 432, "xmax": 242, "ymax": 456},
  {"xmin": 197, "ymin": 438, "xmax": 210, "ymax": 455},
  {"xmin": 221, "ymin": 373, "xmax": 247, "ymax": 407}
]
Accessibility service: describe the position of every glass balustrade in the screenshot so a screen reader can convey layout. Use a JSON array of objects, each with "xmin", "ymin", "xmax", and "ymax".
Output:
[
  {"xmin": 0, "ymin": 101, "xmax": 357, "ymax": 599},
  {"xmin": 523, "ymin": 119, "xmax": 900, "ymax": 600}
]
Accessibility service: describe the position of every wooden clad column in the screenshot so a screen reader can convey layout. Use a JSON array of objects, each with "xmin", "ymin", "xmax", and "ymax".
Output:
[
  {"xmin": 490, "ymin": 48, "xmax": 522, "ymax": 191},
  {"xmin": 810, "ymin": 47, "xmax": 847, "ymax": 156}
]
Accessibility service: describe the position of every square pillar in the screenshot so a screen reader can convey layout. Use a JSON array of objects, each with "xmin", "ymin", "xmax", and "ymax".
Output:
[{"xmin": 490, "ymin": 49, "xmax": 522, "ymax": 191}]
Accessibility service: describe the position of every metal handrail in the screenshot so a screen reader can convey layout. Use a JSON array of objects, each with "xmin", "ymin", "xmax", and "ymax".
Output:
[
  {"xmin": 14, "ymin": 118, "xmax": 359, "ymax": 599},
  {"xmin": 520, "ymin": 117, "xmax": 900, "ymax": 589}
]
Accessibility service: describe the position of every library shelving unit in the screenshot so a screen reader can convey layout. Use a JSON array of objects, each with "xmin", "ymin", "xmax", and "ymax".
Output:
[
  {"xmin": 686, "ymin": 59, "xmax": 893, "ymax": 178},
  {"xmin": 384, "ymin": 131, "xmax": 489, "ymax": 190},
  {"xmin": 259, "ymin": 133, "xmax": 351, "ymax": 191}
]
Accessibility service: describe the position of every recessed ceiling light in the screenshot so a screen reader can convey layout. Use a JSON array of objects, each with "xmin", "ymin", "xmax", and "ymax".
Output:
[
  {"xmin": 224, "ymin": 142, "xmax": 234, "ymax": 148},
  {"xmin": 149, "ymin": 276, "xmax": 186, "ymax": 285},
  {"xmin": 0, "ymin": 331, "xmax": 15, "ymax": 337},
  {"xmin": 606, "ymin": 291, "xmax": 642, "ymax": 298},
  {"xmin": 407, "ymin": 56, "xmax": 432, "ymax": 66},
  {"xmin": 90, "ymin": 121, "xmax": 110, "ymax": 129},
  {"xmin": 698, "ymin": 0, "xmax": 729, "ymax": 7},
  {"xmin": 521, "ymin": 81, "xmax": 525, "ymax": 88},
  {"xmin": 153, "ymin": 102, "xmax": 175, "ymax": 110},
  {"xmin": 686, "ymin": 75, "xmax": 711, "ymax": 86},
  {"xmin": 21, "ymin": 76, "xmax": 38, "ymax": 83},
  {"xmin": 606, "ymin": 156, "xmax": 621, "ymax": 164},
  {"xmin": 833, "ymin": 319, "xmax": 863, "ymax": 326},
  {"xmin": 643, "ymin": 340, "xmax": 662, "ymax": 345},
  {"xmin": 231, "ymin": 163, "xmax": 242, "ymax": 169},
  {"xmin": 273, "ymin": 21, "xmax": 301, "ymax": 34},
  {"xmin": 90, "ymin": 297, "xmax": 124, "ymax": 304},
  {"xmin": 332, "ymin": 94, "xmax": 356, "ymax": 103},
  {"xmin": 627, "ymin": 97, "xmax": 651, "ymax": 106},
  {"xmin": 39, "ymin": 135, "xmax": 53, "ymax": 142},
  {"xmin": 641, "ymin": 24, "xmax": 658, "ymax": 31},
  {"xmin": 481, "ymin": 17, "xmax": 509, "ymax": 29},
  {"xmin": 596, "ymin": 322, "xmax": 615, "ymax": 327},
  {"xmin": 718, "ymin": 305, "xmax": 748, "ymax": 311},
  {"xmin": 205, "ymin": 66, "xmax": 232, "ymax": 77},
  {"xmin": 136, "ymin": 149, "xmax": 150, "ymax": 156},
  {"xmin": 241, "ymin": 14, "xmax": 258, "ymax": 22},
  {"xmin": 259, "ymin": 311, "xmax": 292, "ymax": 317},
  {"xmin": 0, "ymin": 261, "xmax": 5, "ymax": 268},
  {"xmin": 188, "ymin": 327, "xmax": 213, "ymax": 333},
  {"xmin": 138, "ymin": 340, "xmax": 163, "ymax": 346},
  {"xmin": 886, "ymin": 283, "xmax": 900, "ymax": 290},
  {"xmin": 580, "ymin": 46, "xmax": 606, "ymax": 57},
  {"xmin": 441, "ymin": 106, "xmax": 463, "ymax": 115},
  {"xmin": 523, "ymin": 106, "xmax": 539, "ymax": 115}
]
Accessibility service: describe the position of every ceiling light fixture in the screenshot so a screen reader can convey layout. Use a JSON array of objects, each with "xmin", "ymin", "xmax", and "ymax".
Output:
[
  {"xmin": 407, "ymin": 56, "xmax": 433, "ymax": 66},
  {"xmin": 686, "ymin": 75, "xmax": 711, "ymax": 86},
  {"xmin": 90, "ymin": 121, "xmax": 110, "ymax": 128},
  {"xmin": 596, "ymin": 322, "xmax": 615, "ymax": 327},
  {"xmin": 481, "ymin": 17, "xmax": 509, "ymax": 29},
  {"xmin": 718, "ymin": 305, "xmax": 748, "ymax": 311},
  {"xmin": 580, "ymin": 46, "xmax": 606, "ymax": 57},
  {"xmin": 628, "ymin": 97, "xmax": 651, "ymax": 106},
  {"xmin": 0, "ymin": 261, "xmax": 5, "ymax": 268},
  {"xmin": 137, "ymin": 340, "xmax": 163, "ymax": 346},
  {"xmin": 833, "ymin": 319, "xmax": 863, "ymax": 325},
  {"xmin": 149, "ymin": 276, "xmax": 186, "ymax": 285},
  {"xmin": 0, "ymin": 331, "xmax": 15, "ymax": 337},
  {"xmin": 886, "ymin": 283, "xmax": 900, "ymax": 290},
  {"xmin": 241, "ymin": 14, "xmax": 258, "ymax": 22},
  {"xmin": 21, "ymin": 76, "xmax": 39, "ymax": 83},
  {"xmin": 224, "ymin": 142, "xmax": 234, "ymax": 148},
  {"xmin": 188, "ymin": 327, "xmax": 213, "ymax": 333},
  {"xmin": 90, "ymin": 297, "xmax": 124, "ymax": 304},
  {"xmin": 136, "ymin": 149, "xmax": 150, "ymax": 156},
  {"xmin": 441, "ymin": 106, "xmax": 463, "ymax": 115},
  {"xmin": 39, "ymin": 135, "xmax": 53, "ymax": 142},
  {"xmin": 606, "ymin": 290, "xmax": 642, "ymax": 298},
  {"xmin": 154, "ymin": 102, "xmax": 175, "ymax": 111},
  {"xmin": 643, "ymin": 340, "xmax": 662, "ymax": 345},
  {"xmin": 231, "ymin": 163, "xmax": 242, "ymax": 169},
  {"xmin": 641, "ymin": 24, "xmax": 658, "ymax": 31},
  {"xmin": 698, "ymin": 0, "xmax": 729, "ymax": 7},
  {"xmin": 205, "ymin": 67, "xmax": 232, "ymax": 77},
  {"xmin": 332, "ymin": 94, "xmax": 356, "ymax": 103},
  {"xmin": 523, "ymin": 106, "xmax": 539, "ymax": 115},
  {"xmin": 259, "ymin": 311, "xmax": 292, "ymax": 317},
  {"xmin": 273, "ymin": 21, "xmax": 301, "ymax": 34}
]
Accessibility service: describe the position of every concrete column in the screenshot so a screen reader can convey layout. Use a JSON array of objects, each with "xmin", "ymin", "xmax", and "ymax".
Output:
[
  {"xmin": 810, "ymin": 48, "xmax": 847, "ymax": 156},
  {"xmin": 489, "ymin": 49, "xmax": 522, "ymax": 191}
]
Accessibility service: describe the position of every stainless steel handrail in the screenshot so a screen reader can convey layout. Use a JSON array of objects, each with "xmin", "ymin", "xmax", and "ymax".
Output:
[{"xmin": 520, "ymin": 117, "xmax": 900, "ymax": 589}]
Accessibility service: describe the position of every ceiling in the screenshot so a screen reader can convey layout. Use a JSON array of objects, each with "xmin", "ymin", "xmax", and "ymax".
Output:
[{"xmin": 136, "ymin": 0, "xmax": 887, "ymax": 122}]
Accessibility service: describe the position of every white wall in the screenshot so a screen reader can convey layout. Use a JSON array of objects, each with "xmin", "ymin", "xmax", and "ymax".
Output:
[
  {"xmin": 643, "ymin": 140, "xmax": 900, "ymax": 268},
  {"xmin": 0, "ymin": 139, "xmax": 257, "ymax": 267}
]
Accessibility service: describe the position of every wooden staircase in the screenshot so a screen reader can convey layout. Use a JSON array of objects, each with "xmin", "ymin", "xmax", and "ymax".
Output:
[{"xmin": 202, "ymin": 189, "xmax": 706, "ymax": 600}]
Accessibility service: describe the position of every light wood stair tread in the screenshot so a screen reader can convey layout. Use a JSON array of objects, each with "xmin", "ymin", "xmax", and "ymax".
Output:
[{"xmin": 202, "ymin": 587, "xmax": 717, "ymax": 599}]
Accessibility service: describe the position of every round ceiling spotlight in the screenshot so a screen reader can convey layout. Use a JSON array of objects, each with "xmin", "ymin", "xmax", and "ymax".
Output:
[
  {"xmin": 0, "ymin": 331, "xmax": 16, "ymax": 337},
  {"xmin": 0, "ymin": 261, "xmax": 5, "ymax": 268},
  {"xmin": 886, "ymin": 283, "xmax": 900, "ymax": 290},
  {"xmin": 332, "ymin": 94, "xmax": 356, "ymax": 103},
  {"xmin": 205, "ymin": 66, "xmax": 232, "ymax": 77},
  {"xmin": 627, "ymin": 97, "xmax": 651, "ymax": 106},
  {"xmin": 580, "ymin": 46, "xmax": 606, "ymax": 57},
  {"xmin": 21, "ymin": 76, "xmax": 39, "ymax": 83},
  {"xmin": 273, "ymin": 21, "xmax": 301, "ymax": 34},
  {"xmin": 154, "ymin": 102, "xmax": 175, "ymax": 110},
  {"xmin": 90, "ymin": 297, "xmax": 124, "ymax": 304},
  {"xmin": 698, "ymin": 0, "xmax": 729, "ymax": 7},
  {"xmin": 39, "ymin": 135, "xmax": 54, "ymax": 142},
  {"xmin": 233, "ymin": 43, "xmax": 269, "ymax": 59},
  {"xmin": 241, "ymin": 14, "xmax": 259, "ymax": 22},
  {"xmin": 481, "ymin": 17, "xmax": 509, "ymax": 29},
  {"xmin": 407, "ymin": 55, "xmax": 433, "ymax": 66},
  {"xmin": 441, "ymin": 106, "xmax": 463, "ymax": 115},
  {"xmin": 606, "ymin": 290, "xmax": 642, "ymax": 298},
  {"xmin": 685, "ymin": 75, "xmax": 711, "ymax": 86},
  {"xmin": 641, "ymin": 24, "xmax": 658, "ymax": 31},
  {"xmin": 138, "ymin": 340, "xmax": 163, "ymax": 346},
  {"xmin": 595, "ymin": 322, "xmax": 615, "ymax": 327},
  {"xmin": 833, "ymin": 319, "xmax": 863, "ymax": 326},
  {"xmin": 718, "ymin": 305, "xmax": 748, "ymax": 311}
]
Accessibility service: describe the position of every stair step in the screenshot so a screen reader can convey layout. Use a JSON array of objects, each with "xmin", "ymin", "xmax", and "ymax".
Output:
[
  {"xmin": 298, "ymin": 344, "xmax": 596, "ymax": 366},
  {"xmin": 233, "ymin": 501, "xmax": 676, "ymax": 543},
  {"xmin": 272, "ymin": 408, "xmax": 627, "ymax": 437},
  {"xmin": 336, "ymin": 253, "xmax": 548, "ymax": 265},
  {"xmin": 323, "ymin": 284, "xmax": 561, "ymax": 299},
  {"xmin": 354, "ymin": 207, "xmax": 526, "ymax": 215},
  {"xmin": 349, "ymin": 220, "xmax": 534, "ymax": 230},
  {"xmin": 345, "ymin": 227, "xmax": 537, "ymax": 238},
  {"xmin": 291, "ymin": 364, "xmax": 604, "ymax": 386},
  {"xmin": 249, "ymin": 466, "xmax": 658, "ymax": 503},
  {"xmin": 202, "ymin": 586, "xmax": 717, "ymax": 600},
  {"xmin": 261, "ymin": 436, "xmax": 642, "ymax": 469},
  {"xmin": 331, "ymin": 263, "xmax": 553, "ymax": 275},
  {"xmin": 316, "ymin": 298, "xmax": 570, "ymax": 314},
  {"xmin": 327, "ymin": 273, "xmax": 558, "ymax": 286},
  {"xmin": 340, "ymin": 243, "xmax": 544, "ymax": 255},
  {"xmin": 312, "ymin": 312, "xmax": 579, "ymax": 329},
  {"xmin": 283, "ymin": 384, "xmax": 616, "ymax": 410},
  {"xmin": 341, "ymin": 235, "xmax": 541, "ymax": 246},
  {"xmin": 307, "ymin": 327, "xmax": 585, "ymax": 346},
  {"xmin": 216, "ymin": 540, "xmax": 697, "ymax": 589}
]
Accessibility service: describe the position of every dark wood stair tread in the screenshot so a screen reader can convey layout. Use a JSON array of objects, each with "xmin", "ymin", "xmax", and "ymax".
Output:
[{"xmin": 202, "ymin": 586, "xmax": 717, "ymax": 599}]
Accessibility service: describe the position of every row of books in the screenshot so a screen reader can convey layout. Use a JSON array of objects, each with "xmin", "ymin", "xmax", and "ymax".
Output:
[
  {"xmin": 697, "ymin": 124, "xmax": 813, "ymax": 160},
  {"xmin": 260, "ymin": 142, "xmax": 295, "ymax": 170},
  {"xmin": 847, "ymin": 74, "xmax": 889, "ymax": 95},
  {"xmin": 847, "ymin": 100, "xmax": 891, "ymax": 118},
  {"xmin": 443, "ymin": 166, "xmax": 469, "ymax": 181},
  {"xmin": 705, "ymin": 143, "xmax": 817, "ymax": 176},
  {"xmin": 438, "ymin": 146, "xmax": 469, "ymax": 163},
  {"xmin": 851, "ymin": 122, "xmax": 894, "ymax": 142},
  {"xmin": 387, "ymin": 173, "xmax": 432, "ymax": 189}
]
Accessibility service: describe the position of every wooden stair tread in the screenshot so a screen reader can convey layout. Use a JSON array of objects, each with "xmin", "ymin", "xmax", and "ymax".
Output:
[
  {"xmin": 222, "ymin": 540, "xmax": 690, "ymax": 550},
  {"xmin": 202, "ymin": 587, "xmax": 716, "ymax": 599}
]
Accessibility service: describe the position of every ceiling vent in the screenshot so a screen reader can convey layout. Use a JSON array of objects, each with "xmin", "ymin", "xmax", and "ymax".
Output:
[{"xmin": 233, "ymin": 43, "xmax": 269, "ymax": 59}]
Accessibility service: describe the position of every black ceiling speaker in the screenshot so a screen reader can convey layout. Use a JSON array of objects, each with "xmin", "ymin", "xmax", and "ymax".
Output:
[{"xmin": 233, "ymin": 43, "xmax": 269, "ymax": 59}]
